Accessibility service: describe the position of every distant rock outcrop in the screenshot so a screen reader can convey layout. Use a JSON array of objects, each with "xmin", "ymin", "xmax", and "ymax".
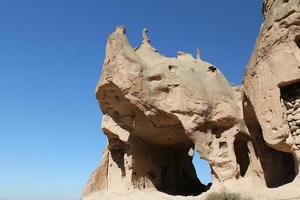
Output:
[{"xmin": 82, "ymin": 1, "xmax": 300, "ymax": 199}]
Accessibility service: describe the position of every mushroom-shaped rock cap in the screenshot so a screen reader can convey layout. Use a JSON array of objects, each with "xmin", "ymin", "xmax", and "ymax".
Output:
[{"xmin": 96, "ymin": 27, "xmax": 240, "ymax": 145}]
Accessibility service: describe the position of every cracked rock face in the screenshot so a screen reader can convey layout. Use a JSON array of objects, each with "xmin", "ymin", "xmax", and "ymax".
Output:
[{"xmin": 82, "ymin": 1, "xmax": 300, "ymax": 199}]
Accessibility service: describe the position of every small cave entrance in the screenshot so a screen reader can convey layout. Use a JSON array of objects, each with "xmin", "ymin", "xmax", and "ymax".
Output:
[
  {"xmin": 192, "ymin": 154, "xmax": 213, "ymax": 186},
  {"xmin": 101, "ymin": 83, "xmax": 212, "ymax": 196},
  {"xmin": 280, "ymin": 80, "xmax": 300, "ymax": 146},
  {"xmin": 234, "ymin": 133, "xmax": 251, "ymax": 177},
  {"xmin": 294, "ymin": 35, "xmax": 300, "ymax": 49},
  {"xmin": 243, "ymin": 95, "xmax": 297, "ymax": 188},
  {"xmin": 159, "ymin": 147, "xmax": 210, "ymax": 196},
  {"xmin": 129, "ymin": 135, "xmax": 212, "ymax": 196}
]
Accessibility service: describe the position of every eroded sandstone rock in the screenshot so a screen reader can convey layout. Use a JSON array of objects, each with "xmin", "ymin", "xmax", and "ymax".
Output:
[
  {"xmin": 82, "ymin": 26, "xmax": 263, "ymax": 200},
  {"xmin": 82, "ymin": 1, "xmax": 300, "ymax": 199},
  {"xmin": 243, "ymin": 0, "xmax": 300, "ymax": 188}
]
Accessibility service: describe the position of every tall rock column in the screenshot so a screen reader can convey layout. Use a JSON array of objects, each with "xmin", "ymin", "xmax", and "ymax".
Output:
[{"xmin": 243, "ymin": 0, "xmax": 300, "ymax": 188}]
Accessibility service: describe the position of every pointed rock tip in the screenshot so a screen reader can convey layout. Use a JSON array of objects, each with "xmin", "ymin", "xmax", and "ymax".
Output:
[
  {"xmin": 140, "ymin": 28, "xmax": 159, "ymax": 52},
  {"xmin": 142, "ymin": 28, "xmax": 151, "ymax": 44},
  {"xmin": 196, "ymin": 47, "xmax": 202, "ymax": 61},
  {"xmin": 115, "ymin": 25, "xmax": 126, "ymax": 34}
]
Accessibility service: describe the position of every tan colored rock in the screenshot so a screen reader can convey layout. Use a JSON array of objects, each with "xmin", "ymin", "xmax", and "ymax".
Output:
[
  {"xmin": 82, "ymin": 148, "xmax": 109, "ymax": 198},
  {"xmin": 83, "ymin": 1, "xmax": 300, "ymax": 199},
  {"xmin": 243, "ymin": 0, "xmax": 300, "ymax": 189},
  {"xmin": 81, "ymin": 23, "xmax": 269, "ymax": 199},
  {"xmin": 82, "ymin": 25, "xmax": 258, "ymax": 199}
]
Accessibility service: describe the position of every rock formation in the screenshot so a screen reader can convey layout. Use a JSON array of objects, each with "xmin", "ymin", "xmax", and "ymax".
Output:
[
  {"xmin": 243, "ymin": 0, "xmax": 300, "ymax": 188},
  {"xmin": 82, "ymin": 1, "xmax": 300, "ymax": 199}
]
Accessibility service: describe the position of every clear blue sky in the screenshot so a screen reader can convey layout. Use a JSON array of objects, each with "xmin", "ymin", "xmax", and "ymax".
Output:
[{"xmin": 0, "ymin": 1, "xmax": 262, "ymax": 200}]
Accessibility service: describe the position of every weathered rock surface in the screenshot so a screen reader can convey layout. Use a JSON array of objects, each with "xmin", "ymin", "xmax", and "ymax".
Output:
[
  {"xmin": 243, "ymin": 0, "xmax": 300, "ymax": 188},
  {"xmin": 82, "ymin": 1, "xmax": 300, "ymax": 200}
]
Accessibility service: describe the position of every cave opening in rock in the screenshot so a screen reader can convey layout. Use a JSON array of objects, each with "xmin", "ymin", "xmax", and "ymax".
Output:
[
  {"xmin": 192, "ymin": 153, "xmax": 212, "ymax": 185},
  {"xmin": 280, "ymin": 80, "xmax": 300, "ymax": 140},
  {"xmin": 243, "ymin": 95, "xmax": 297, "ymax": 188},
  {"xmin": 234, "ymin": 133, "xmax": 250, "ymax": 177},
  {"xmin": 99, "ymin": 83, "xmax": 213, "ymax": 196},
  {"xmin": 130, "ymin": 136, "xmax": 211, "ymax": 196},
  {"xmin": 294, "ymin": 35, "xmax": 300, "ymax": 49}
]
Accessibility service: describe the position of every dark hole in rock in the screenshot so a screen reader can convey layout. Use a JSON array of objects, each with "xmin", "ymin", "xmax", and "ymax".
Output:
[
  {"xmin": 219, "ymin": 141, "xmax": 227, "ymax": 149},
  {"xmin": 192, "ymin": 154, "xmax": 212, "ymax": 189},
  {"xmin": 295, "ymin": 35, "xmax": 300, "ymax": 48},
  {"xmin": 243, "ymin": 95, "xmax": 297, "ymax": 187},
  {"xmin": 113, "ymin": 111, "xmax": 120, "ymax": 121},
  {"xmin": 168, "ymin": 65, "xmax": 177, "ymax": 71},
  {"xmin": 111, "ymin": 148, "xmax": 126, "ymax": 177},
  {"xmin": 158, "ymin": 86, "xmax": 170, "ymax": 93},
  {"xmin": 216, "ymin": 134, "xmax": 221, "ymax": 139},
  {"xmin": 147, "ymin": 171, "xmax": 156, "ymax": 180},
  {"xmin": 281, "ymin": 81, "xmax": 300, "ymax": 141},
  {"xmin": 208, "ymin": 65, "xmax": 217, "ymax": 73},
  {"xmin": 147, "ymin": 74, "xmax": 163, "ymax": 81},
  {"xmin": 167, "ymin": 84, "xmax": 180, "ymax": 88},
  {"xmin": 103, "ymin": 83, "xmax": 212, "ymax": 196},
  {"xmin": 282, "ymin": 0, "xmax": 289, "ymax": 3},
  {"xmin": 234, "ymin": 133, "xmax": 250, "ymax": 177},
  {"xmin": 130, "ymin": 136, "xmax": 211, "ymax": 196}
]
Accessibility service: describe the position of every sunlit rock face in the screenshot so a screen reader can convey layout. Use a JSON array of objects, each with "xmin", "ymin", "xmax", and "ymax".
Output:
[
  {"xmin": 82, "ymin": 26, "xmax": 254, "ymax": 199},
  {"xmin": 82, "ymin": 1, "xmax": 300, "ymax": 199},
  {"xmin": 243, "ymin": 0, "xmax": 300, "ymax": 188}
]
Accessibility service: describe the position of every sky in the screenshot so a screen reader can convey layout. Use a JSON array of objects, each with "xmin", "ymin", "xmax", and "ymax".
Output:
[{"xmin": 0, "ymin": 1, "xmax": 262, "ymax": 200}]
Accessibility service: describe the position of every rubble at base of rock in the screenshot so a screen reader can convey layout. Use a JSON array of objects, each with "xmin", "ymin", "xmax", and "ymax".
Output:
[{"xmin": 282, "ymin": 83, "xmax": 300, "ymax": 146}]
